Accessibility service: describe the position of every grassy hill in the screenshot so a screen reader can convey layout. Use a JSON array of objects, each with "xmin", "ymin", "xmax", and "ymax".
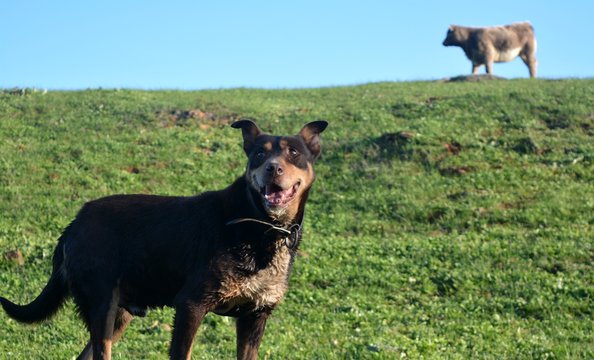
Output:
[{"xmin": 0, "ymin": 79, "xmax": 592, "ymax": 359}]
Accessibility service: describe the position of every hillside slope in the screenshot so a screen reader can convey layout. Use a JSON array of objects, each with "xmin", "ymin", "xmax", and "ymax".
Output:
[{"xmin": 0, "ymin": 79, "xmax": 592, "ymax": 358}]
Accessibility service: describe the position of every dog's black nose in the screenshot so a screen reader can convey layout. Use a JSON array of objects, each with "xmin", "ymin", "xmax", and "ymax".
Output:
[{"xmin": 266, "ymin": 162, "xmax": 283, "ymax": 176}]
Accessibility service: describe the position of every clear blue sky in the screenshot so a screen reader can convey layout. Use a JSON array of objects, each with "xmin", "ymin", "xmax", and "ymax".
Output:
[{"xmin": 2, "ymin": 1, "xmax": 592, "ymax": 90}]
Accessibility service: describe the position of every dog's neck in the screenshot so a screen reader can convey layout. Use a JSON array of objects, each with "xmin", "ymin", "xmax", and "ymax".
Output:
[{"xmin": 223, "ymin": 176, "xmax": 307, "ymax": 249}]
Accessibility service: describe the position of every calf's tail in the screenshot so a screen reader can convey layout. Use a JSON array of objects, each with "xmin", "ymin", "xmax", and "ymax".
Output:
[{"xmin": 1, "ymin": 240, "xmax": 68, "ymax": 323}]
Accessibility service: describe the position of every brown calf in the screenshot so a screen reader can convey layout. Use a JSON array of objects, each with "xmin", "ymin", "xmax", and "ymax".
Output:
[{"xmin": 443, "ymin": 22, "xmax": 537, "ymax": 78}]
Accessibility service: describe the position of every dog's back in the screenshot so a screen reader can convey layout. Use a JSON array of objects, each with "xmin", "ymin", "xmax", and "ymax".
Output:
[{"xmin": 63, "ymin": 193, "xmax": 221, "ymax": 309}]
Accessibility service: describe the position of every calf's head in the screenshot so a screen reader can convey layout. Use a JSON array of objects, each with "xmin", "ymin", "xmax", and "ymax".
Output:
[{"xmin": 443, "ymin": 25, "xmax": 464, "ymax": 46}]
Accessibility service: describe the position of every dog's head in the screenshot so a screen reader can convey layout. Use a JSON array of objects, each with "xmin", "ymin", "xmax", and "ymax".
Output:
[{"xmin": 232, "ymin": 119, "xmax": 328, "ymax": 223}]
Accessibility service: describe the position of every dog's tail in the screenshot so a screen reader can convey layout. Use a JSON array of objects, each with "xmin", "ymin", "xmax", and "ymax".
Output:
[{"xmin": 1, "ymin": 238, "xmax": 68, "ymax": 323}]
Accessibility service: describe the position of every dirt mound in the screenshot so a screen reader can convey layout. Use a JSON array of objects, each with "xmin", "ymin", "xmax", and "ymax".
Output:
[{"xmin": 440, "ymin": 74, "xmax": 506, "ymax": 82}]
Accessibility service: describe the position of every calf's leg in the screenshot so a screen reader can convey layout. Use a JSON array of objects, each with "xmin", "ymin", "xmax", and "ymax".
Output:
[
  {"xmin": 485, "ymin": 60, "xmax": 494, "ymax": 75},
  {"xmin": 520, "ymin": 53, "xmax": 537, "ymax": 78}
]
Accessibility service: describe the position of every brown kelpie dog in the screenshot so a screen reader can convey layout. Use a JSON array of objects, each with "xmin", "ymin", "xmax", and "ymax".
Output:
[{"xmin": 0, "ymin": 119, "xmax": 328, "ymax": 360}]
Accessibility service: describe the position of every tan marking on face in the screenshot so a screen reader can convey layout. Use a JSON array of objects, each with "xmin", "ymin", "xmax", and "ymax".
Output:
[
  {"xmin": 245, "ymin": 136, "xmax": 317, "ymax": 223},
  {"xmin": 277, "ymin": 161, "xmax": 314, "ymax": 221},
  {"xmin": 248, "ymin": 153, "xmax": 315, "ymax": 224}
]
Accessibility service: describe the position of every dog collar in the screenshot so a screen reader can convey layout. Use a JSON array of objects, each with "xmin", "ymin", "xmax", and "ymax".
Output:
[{"xmin": 225, "ymin": 218, "xmax": 302, "ymax": 249}]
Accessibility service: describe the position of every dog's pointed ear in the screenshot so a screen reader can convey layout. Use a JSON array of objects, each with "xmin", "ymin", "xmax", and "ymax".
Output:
[
  {"xmin": 299, "ymin": 120, "xmax": 328, "ymax": 160},
  {"xmin": 232, "ymin": 119, "xmax": 262, "ymax": 155}
]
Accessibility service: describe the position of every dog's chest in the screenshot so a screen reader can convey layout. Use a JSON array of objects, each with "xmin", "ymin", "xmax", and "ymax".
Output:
[{"xmin": 219, "ymin": 243, "xmax": 293, "ymax": 310}]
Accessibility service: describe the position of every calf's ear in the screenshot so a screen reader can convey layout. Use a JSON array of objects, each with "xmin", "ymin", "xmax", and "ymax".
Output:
[
  {"xmin": 299, "ymin": 120, "xmax": 328, "ymax": 160},
  {"xmin": 231, "ymin": 119, "xmax": 262, "ymax": 155}
]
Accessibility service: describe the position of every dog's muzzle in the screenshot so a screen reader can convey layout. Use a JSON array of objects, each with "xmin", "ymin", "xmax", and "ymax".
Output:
[{"xmin": 260, "ymin": 181, "xmax": 300, "ymax": 208}]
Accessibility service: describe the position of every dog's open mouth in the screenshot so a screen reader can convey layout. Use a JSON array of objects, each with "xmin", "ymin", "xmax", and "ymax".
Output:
[{"xmin": 261, "ymin": 182, "xmax": 300, "ymax": 207}]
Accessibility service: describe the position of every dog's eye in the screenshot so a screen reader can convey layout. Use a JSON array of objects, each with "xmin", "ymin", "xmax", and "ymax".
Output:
[
  {"xmin": 288, "ymin": 147, "xmax": 299, "ymax": 158},
  {"xmin": 256, "ymin": 150, "xmax": 266, "ymax": 159}
]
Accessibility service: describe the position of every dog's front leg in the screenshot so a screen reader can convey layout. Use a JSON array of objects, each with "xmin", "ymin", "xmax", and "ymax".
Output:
[
  {"xmin": 236, "ymin": 309, "xmax": 272, "ymax": 360},
  {"xmin": 169, "ymin": 300, "xmax": 208, "ymax": 360}
]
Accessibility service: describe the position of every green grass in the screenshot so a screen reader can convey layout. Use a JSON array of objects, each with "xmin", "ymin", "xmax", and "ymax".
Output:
[{"xmin": 0, "ymin": 79, "xmax": 593, "ymax": 359}]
